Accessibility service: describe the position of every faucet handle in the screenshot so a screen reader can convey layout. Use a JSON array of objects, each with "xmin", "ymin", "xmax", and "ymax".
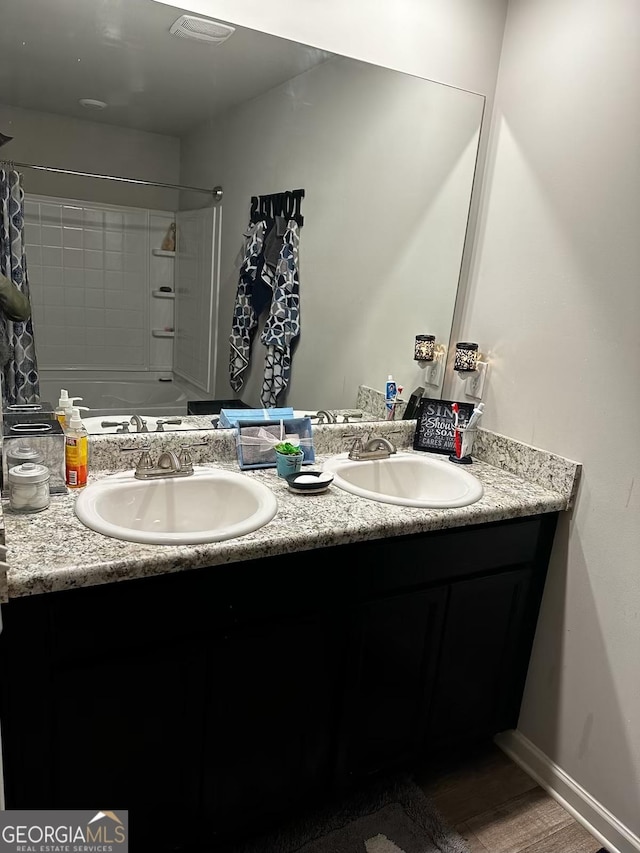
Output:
[
  {"xmin": 342, "ymin": 431, "xmax": 368, "ymax": 458},
  {"xmin": 178, "ymin": 440, "xmax": 207, "ymax": 472},
  {"xmin": 178, "ymin": 446, "xmax": 194, "ymax": 473},
  {"xmin": 154, "ymin": 418, "xmax": 183, "ymax": 432},
  {"xmin": 102, "ymin": 420, "xmax": 130, "ymax": 433},
  {"xmin": 120, "ymin": 444, "xmax": 154, "ymax": 472}
]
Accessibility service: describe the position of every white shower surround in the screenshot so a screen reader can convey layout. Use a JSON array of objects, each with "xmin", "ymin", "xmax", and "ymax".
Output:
[{"xmin": 38, "ymin": 371, "xmax": 191, "ymax": 417}]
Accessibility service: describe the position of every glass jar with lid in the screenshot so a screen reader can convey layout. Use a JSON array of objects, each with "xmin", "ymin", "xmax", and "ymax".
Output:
[
  {"xmin": 8, "ymin": 462, "xmax": 50, "ymax": 513},
  {"xmin": 6, "ymin": 444, "xmax": 44, "ymax": 471}
]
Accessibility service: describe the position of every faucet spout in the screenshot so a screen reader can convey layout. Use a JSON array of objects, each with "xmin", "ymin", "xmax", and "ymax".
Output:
[
  {"xmin": 130, "ymin": 414, "xmax": 148, "ymax": 433},
  {"xmin": 363, "ymin": 436, "xmax": 396, "ymax": 455},
  {"xmin": 157, "ymin": 450, "xmax": 182, "ymax": 473}
]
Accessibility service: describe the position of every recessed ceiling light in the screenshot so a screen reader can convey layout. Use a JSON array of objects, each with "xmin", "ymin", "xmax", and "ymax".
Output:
[{"xmin": 79, "ymin": 98, "xmax": 108, "ymax": 111}]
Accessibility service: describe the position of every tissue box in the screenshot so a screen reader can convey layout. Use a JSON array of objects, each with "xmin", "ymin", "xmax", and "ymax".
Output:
[
  {"xmin": 235, "ymin": 417, "xmax": 315, "ymax": 470},
  {"xmin": 2, "ymin": 418, "xmax": 66, "ymax": 496},
  {"xmin": 2, "ymin": 404, "xmax": 57, "ymax": 428},
  {"xmin": 219, "ymin": 407, "xmax": 295, "ymax": 429}
]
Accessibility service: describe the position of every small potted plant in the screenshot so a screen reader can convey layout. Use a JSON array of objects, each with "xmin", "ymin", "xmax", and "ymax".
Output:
[{"xmin": 274, "ymin": 441, "xmax": 304, "ymax": 478}]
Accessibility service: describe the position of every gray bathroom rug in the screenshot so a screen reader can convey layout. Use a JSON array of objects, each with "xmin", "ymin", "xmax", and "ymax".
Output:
[{"xmin": 224, "ymin": 774, "xmax": 471, "ymax": 853}]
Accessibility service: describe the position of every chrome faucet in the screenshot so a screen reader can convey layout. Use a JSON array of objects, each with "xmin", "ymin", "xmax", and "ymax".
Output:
[
  {"xmin": 120, "ymin": 441, "xmax": 207, "ymax": 480},
  {"xmin": 130, "ymin": 414, "xmax": 149, "ymax": 433},
  {"xmin": 343, "ymin": 432, "xmax": 398, "ymax": 461},
  {"xmin": 315, "ymin": 409, "xmax": 337, "ymax": 424}
]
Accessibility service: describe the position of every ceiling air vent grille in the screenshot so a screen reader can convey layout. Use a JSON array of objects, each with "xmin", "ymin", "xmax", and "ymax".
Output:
[{"xmin": 169, "ymin": 15, "xmax": 235, "ymax": 45}]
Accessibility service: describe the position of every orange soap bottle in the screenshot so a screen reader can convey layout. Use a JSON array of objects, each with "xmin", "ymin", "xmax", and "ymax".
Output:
[{"xmin": 64, "ymin": 406, "xmax": 89, "ymax": 489}]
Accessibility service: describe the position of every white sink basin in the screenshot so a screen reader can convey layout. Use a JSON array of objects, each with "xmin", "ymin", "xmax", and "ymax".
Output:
[
  {"xmin": 323, "ymin": 452, "xmax": 483, "ymax": 508},
  {"xmin": 74, "ymin": 467, "xmax": 278, "ymax": 545}
]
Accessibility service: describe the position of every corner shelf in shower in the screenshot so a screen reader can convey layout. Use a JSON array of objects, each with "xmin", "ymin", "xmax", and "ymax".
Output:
[
  {"xmin": 152, "ymin": 290, "xmax": 176, "ymax": 299},
  {"xmin": 152, "ymin": 330, "xmax": 175, "ymax": 338},
  {"xmin": 152, "ymin": 249, "xmax": 176, "ymax": 258}
]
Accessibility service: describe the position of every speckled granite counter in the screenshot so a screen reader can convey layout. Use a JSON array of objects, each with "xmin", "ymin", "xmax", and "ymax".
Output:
[
  {"xmin": 2, "ymin": 422, "xmax": 581, "ymax": 600},
  {"xmin": 0, "ymin": 502, "xmax": 6, "ymax": 604}
]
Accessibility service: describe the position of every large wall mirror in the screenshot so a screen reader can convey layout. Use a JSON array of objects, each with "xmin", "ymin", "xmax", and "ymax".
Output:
[{"xmin": 0, "ymin": 0, "xmax": 484, "ymax": 429}]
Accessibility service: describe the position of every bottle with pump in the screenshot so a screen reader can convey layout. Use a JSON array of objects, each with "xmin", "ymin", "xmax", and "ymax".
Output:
[
  {"xmin": 64, "ymin": 407, "xmax": 89, "ymax": 488},
  {"xmin": 385, "ymin": 374, "xmax": 398, "ymax": 420},
  {"xmin": 56, "ymin": 390, "xmax": 83, "ymax": 428}
]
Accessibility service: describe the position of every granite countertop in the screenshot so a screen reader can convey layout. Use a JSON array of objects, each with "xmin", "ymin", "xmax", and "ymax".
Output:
[{"xmin": 1, "ymin": 436, "xmax": 578, "ymax": 601}]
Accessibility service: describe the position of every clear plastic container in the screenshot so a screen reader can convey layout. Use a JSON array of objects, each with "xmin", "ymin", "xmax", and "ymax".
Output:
[{"xmin": 8, "ymin": 462, "xmax": 50, "ymax": 513}]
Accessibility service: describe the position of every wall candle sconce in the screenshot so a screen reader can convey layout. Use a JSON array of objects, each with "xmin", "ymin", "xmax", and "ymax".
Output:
[
  {"xmin": 454, "ymin": 342, "xmax": 488, "ymax": 399},
  {"xmin": 454, "ymin": 342, "xmax": 479, "ymax": 372},
  {"xmin": 414, "ymin": 335, "xmax": 435, "ymax": 362},
  {"xmin": 414, "ymin": 336, "xmax": 445, "ymax": 386}
]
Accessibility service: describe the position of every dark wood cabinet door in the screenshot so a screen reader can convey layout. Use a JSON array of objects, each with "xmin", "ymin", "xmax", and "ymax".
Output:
[
  {"xmin": 339, "ymin": 587, "xmax": 447, "ymax": 781},
  {"xmin": 426, "ymin": 567, "xmax": 532, "ymax": 749},
  {"xmin": 201, "ymin": 611, "xmax": 347, "ymax": 842},
  {"xmin": 47, "ymin": 641, "xmax": 207, "ymax": 850}
]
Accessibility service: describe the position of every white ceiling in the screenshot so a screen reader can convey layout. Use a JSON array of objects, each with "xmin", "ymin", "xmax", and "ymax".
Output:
[{"xmin": 0, "ymin": 0, "xmax": 331, "ymax": 137}]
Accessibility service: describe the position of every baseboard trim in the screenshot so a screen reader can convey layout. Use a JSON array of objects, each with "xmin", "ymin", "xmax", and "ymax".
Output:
[{"xmin": 495, "ymin": 730, "xmax": 640, "ymax": 853}]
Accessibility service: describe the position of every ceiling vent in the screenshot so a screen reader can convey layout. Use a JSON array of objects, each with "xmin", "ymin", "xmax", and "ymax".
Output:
[{"xmin": 169, "ymin": 15, "xmax": 235, "ymax": 45}]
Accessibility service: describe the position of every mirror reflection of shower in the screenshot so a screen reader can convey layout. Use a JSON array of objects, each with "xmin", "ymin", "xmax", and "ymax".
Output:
[
  {"xmin": 22, "ymin": 187, "xmax": 219, "ymax": 417},
  {"xmin": 0, "ymin": 127, "xmax": 221, "ymax": 413}
]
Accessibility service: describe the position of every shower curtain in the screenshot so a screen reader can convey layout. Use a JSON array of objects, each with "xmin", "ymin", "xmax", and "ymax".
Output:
[{"xmin": 0, "ymin": 168, "xmax": 39, "ymax": 404}]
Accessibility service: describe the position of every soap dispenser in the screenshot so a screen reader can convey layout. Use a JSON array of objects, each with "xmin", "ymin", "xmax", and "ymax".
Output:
[
  {"xmin": 56, "ymin": 390, "xmax": 83, "ymax": 428},
  {"xmin": 64, "ymin": 407, "xmax": 89, "ymax": 488}
]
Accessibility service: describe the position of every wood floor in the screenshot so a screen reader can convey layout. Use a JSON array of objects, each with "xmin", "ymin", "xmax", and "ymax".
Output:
[{"xmin": 416, "ymin": 743, "xmax": 603, "ymax": 853}]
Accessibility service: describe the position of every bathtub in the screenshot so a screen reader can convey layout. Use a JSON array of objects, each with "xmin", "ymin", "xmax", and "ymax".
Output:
[{"xmin": 38, "ymin": 372, "xmax": 190, "ymax": 419}]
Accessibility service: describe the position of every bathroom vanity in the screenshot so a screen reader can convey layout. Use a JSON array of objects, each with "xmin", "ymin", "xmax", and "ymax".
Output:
[{"xmin": 0, "ymin": 425, "xmax": 580, "ymax": 852}]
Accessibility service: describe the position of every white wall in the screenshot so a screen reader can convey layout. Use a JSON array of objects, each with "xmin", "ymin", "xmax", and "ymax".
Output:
[
  {"xmin": 181, "ymin": 57, "xmax": 483, "ymax": 409},
  {"xmin": 458, "ymin": 0, "xmax": 640, "ymax": 839},
  {"xmin": 153, "ymin": 0, "xmax": 507, "ymax": 97},
  {"xmin": 0, "ymin": 103, "xmax": 180, "ymax": 210}
]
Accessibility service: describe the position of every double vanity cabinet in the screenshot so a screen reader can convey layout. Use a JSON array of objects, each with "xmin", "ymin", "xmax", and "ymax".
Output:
[
  {"xmin": 0, "ymin": 511, "xmax": 558, "ymax": 851},
  {"xmin": 0, "ymin": 423, "xmax": 580, "ymax": 852}
]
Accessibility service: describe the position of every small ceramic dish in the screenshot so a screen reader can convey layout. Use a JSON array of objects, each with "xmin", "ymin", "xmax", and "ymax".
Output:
[{"xmin": 284, "ymin": 470, "xmax": 334, "ymax": 495}]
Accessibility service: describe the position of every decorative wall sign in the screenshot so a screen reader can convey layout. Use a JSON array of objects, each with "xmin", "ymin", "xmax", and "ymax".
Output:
[{"xmin": 413, "ymin": 398, "xmax": 475, "ymax": 455}]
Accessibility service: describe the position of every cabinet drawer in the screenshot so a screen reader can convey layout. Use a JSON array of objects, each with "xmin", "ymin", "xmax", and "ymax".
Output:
[{"xmin": 361, "ymin": 516, "xmax": 549, "ymax": 595}]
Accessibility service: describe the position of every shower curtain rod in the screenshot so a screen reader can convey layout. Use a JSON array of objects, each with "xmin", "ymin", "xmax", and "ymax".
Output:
[{"xmin": 3, "ymin": 161, "xmax": 223, "ymax": 199}]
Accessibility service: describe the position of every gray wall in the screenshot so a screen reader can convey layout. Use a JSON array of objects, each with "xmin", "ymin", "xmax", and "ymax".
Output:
[
  {"xmin": 0, "ymin": 103, "xmax": 180, "ymax": 210},
  {"xmin": 458, "ymin": 0, "xmax": 640, "ymax": 840}
]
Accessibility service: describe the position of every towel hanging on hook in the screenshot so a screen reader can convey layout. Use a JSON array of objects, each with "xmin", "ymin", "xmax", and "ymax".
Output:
[{"xmin": 250, "ymin": 188, "xmax": 304, "ymax": 227}]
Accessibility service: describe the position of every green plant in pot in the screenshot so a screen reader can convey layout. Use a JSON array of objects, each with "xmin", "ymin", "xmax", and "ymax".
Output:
[
  {"xmin": 274, "ymin": 441, "xmax": 304, "ymax": 477},
  {"xmin": 274, "ymin": 442, "xmax": 302, "ymax": 456}
]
